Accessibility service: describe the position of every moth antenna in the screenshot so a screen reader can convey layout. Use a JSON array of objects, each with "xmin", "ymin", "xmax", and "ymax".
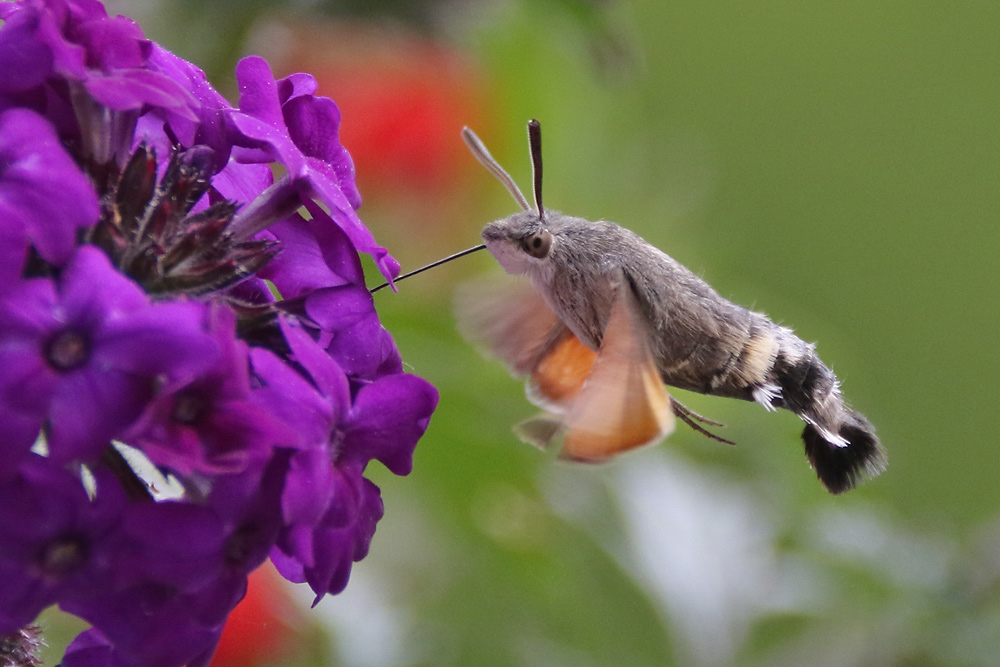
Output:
[
  {"xmin": 462, "ymin": 127, "xmax": 531, "ymax": 211},
  {"xmin": 370, "ymin": 244, "xmax": 487, "ymax": 294},
  {"xmin": 527, "ymin": 119, "xmax": 544, "ymax": 220}
]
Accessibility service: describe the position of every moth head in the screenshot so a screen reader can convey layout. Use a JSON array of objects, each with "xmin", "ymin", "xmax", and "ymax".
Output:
[{"xmin": 482, "ymin": 211, "xmax": 555, "ymax": 275}]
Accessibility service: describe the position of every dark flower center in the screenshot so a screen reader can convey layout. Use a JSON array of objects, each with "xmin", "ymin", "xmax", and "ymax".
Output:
[
  {"xmin": 38, "ymin": 535, "xmax": 89, "ymax": 577},
  {"xmin": 171, "ymin": 390, "xmax": 208, "ymax": 425},
  {"xmin": 45, "ymin": 329, "xmax": 91, "ymax": 371}
]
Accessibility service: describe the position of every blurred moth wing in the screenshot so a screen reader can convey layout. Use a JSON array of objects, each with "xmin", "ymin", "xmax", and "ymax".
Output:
[
  {"xmin": 456, "ymin": 275, "xmax": 674, "ymax": 461},
  {"xmin": 527, "ymin": 328, "xmax": 596, "ymax": 409},
  {"xmin": 455, "ymin": 276, "xmax": 564, "ymax": 378},
  {"xmin": 559, "ymin": 275, "xmax": 674, "ymax": 460}
]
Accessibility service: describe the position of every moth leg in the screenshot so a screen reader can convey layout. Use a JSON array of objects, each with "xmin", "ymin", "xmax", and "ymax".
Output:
[
  {"xmin": 671, "ymin": 399, "xmax": 736, "ymax": 446},
  {"xmin": 670, "ymin": 399, "xmax": 725, "ymax": 427}
]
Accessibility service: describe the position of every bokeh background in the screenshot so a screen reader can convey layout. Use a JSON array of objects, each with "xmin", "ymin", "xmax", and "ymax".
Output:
[{"xmin": 45, "ymin": 1, "xmax": 1000, "ymax": 665}]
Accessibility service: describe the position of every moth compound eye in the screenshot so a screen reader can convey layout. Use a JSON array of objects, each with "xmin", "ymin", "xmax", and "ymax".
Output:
[{"xmin": 522, "ymin": 230, "xmax": 553, "ymax": 259}]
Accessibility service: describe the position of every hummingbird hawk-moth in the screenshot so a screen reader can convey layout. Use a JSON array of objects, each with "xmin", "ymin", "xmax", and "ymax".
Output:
[
  {"xmin": 454, "ymin": 121, "xmax": 886, "ymax": 494},
  {"xmin": 374, "ymin": 120, "xmax": 886, "ymax": 494}
]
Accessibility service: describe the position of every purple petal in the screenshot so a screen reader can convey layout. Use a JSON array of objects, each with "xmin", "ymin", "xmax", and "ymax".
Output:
[
  {"xmin": 0, "ymin": 109, "xmax": 100, "ymax": 268},
  {"xmin": 32, "ymin": 0, "xmax": 88, "ymax": 80},
  {"xmin": 97, "ymin": 301, "xmax": 218, "ymax": 381},
  {"xmin": 281, "ymin": 318, "xmax": 350, "ymax": 406},
  {"xmin": 303, "ymin": 199, "xmax": 366, "ymax": 283},
  {"xmin": 0, "ymin": 279, "xmax": 61, "ymax": 460},
  {"xmin": 248, "ymin": 347, "xmax": 335, "ymax": 448},
  {"xmin": 300, "ymin": 284, "xmax": 406, "ymax": 377},
  {"xmin": 46, "ymin": 366, "xmax": 153, "ymax": 461},
  {"xmin": 0, "ymin": 277, "xmax": 59, "ymax": 339},
  {"xmin": 64, "ymin": 593, "xmax": 225, "ymax": 667},
  {"xmin": 58, "ymin": 246, "xmax": 147, "ymax": 321},
  {"xmin": 268, "ymin": 546, "xmax": 306, "ymax": 583},
  {"xmin": 305, "ymin": 284, "xmax": 376, "ymax": 331},
  {"xmin": 60, "ymin": 629, "xmax": 130, "ymax": 667},
  {"xmin": 15, "ymin": 248, "xmax": 220, "ymax": 461},
  {"xmin": 233, "ymin": 55, "xmax": 284, "ymax": 128},
  {"xmin": 294, "ymin": 166, "xmax": 389, "ymax": 265},
  {"xmin": 210, "ymin": 159, "xmax": 273, "ymax": 204},
  {"xmin": 0, "ymin": 408, "xmax": 41, "ymax": 478},
  {"xmin": 108, "ymin": 501, "xmax": 226, "ymax": 593},
  {"xmin": 0, "ymin": 215, "xmax": 27, "ymax": 286},
  {"xmin": 301, "ymin": 467, "xmax": 383, "ymax": 600},
  {"xmin": 258, "ymin": 210, "xmax": 360, "ymax": 299},
  {"xmin": 144, "ymin": 44, "xmax": 230, "ymax": 154},
  {"xmin": 0, "ymin": 4, "xmax": 54, "ymax": 93},
  {"xmin": 342, "ymin": 374, "xmax": 438, "ymax": 475},
  {"xmin": 85, "ymin": 68, "xmax": 199, "ymax": 117},
  {"xmin": 276, "ymin": 71, "xmax": 318, "ymax": 102},
  {"xmin": 329, "ymin": 320, "xmax": 391, "ymax": 378},
  {"xmin": 0, "ymin": 456, "xmax": 124, "ymax": 631},
  {"xmin": 281, "ymin": 446, "xmax": 335, "ymax": 526},
  {"xmin": 71, "ymin": 12, "xmax": 146, "ymax": 70},
  {"xmin": 228, "ymin": 110, "xmax": 305, "ymax": 173},
  {"xmin": 282, "ymin": 94, "xmax": 360, "ymax": 209},
  {"xmin": 0, "ymin": 341, "xmax": 53, "ymax": 414}
]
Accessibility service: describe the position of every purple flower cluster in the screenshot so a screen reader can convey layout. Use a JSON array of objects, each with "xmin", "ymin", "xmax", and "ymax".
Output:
[{"xmin": 0, "ymin": 1, "xmax": 438, "ymax": 665}]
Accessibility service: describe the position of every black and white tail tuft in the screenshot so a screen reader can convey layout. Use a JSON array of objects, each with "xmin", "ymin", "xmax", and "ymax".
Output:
[
  {"xmin": 771, "ymin": 341, "xmax": 887, "ymax": 494},
  {"xmin": 802, "ymin": 409, "xmax": 886, "ymax": 494}
]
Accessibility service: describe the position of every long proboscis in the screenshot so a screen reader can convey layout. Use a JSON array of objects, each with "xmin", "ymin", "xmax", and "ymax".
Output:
[{"xmin": 369, "ymin": 244, "xmax": 486, "ymax": 293}]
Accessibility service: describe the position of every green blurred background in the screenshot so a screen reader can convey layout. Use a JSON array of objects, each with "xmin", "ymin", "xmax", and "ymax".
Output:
[{"xmin": 74, "ymin": 1, "xmax": 1000, "ymax": 665}]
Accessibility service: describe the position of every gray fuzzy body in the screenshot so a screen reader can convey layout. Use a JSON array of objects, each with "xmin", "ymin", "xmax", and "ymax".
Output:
[{"xmin": 482, "ymin": 209, "xmax": 886, "ymax": 493}]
